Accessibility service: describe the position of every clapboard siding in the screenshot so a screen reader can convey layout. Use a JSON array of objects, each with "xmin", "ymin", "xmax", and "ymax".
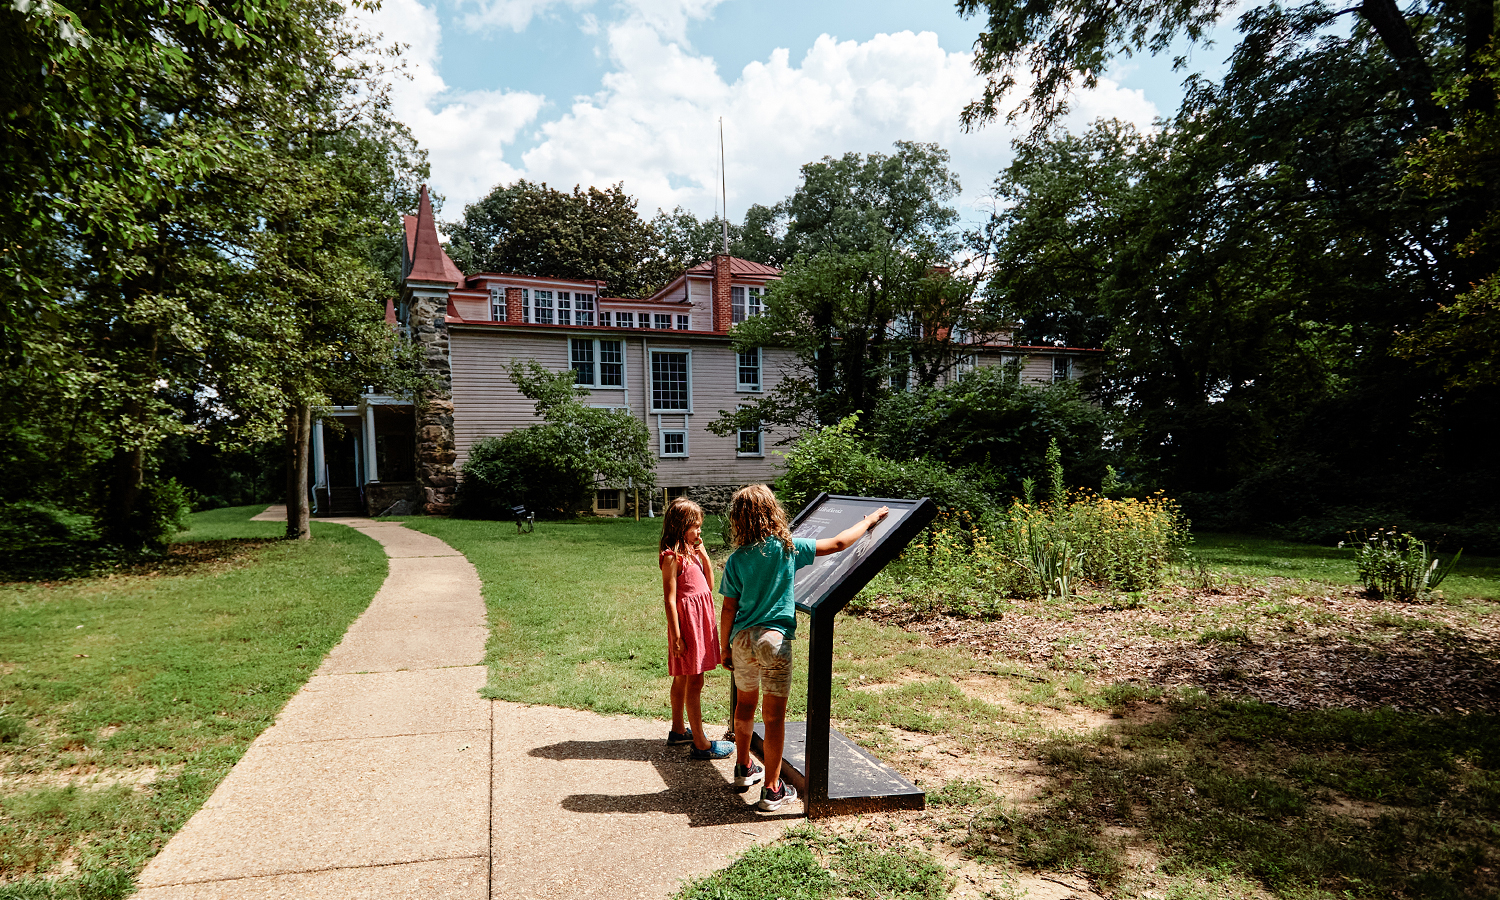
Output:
[{"xmin": 450, "ymin": 327, "xmax": 796, "ymax": 486}]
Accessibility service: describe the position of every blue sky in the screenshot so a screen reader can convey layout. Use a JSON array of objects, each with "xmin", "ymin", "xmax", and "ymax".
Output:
[{"xmin": 359, "ymin": 0, "xmax": 1237, "ymax": 228}]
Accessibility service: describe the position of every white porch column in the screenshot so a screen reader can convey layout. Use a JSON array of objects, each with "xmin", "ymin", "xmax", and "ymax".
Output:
[
  {"xmin": 363, "ymin": 403, "xmax": 379, "ymax": 483},
  {"xmin": 312, "ymin": 420, "xmax": 327, "ymax": 491}
]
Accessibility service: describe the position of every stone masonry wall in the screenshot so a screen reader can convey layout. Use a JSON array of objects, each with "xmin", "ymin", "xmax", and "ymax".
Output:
[{"xmin": 410, "ymin": 290, "xmax": 458, "ymax": 515}]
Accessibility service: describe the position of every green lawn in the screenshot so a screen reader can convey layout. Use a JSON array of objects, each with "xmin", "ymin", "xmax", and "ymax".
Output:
[
  {"xmin": 0, "ymin": 506, "xmax": 386, "ymax": 898},
  {"xmin": 1192, "ymin": 530, "xmax": 1500, "ymax": 601}
]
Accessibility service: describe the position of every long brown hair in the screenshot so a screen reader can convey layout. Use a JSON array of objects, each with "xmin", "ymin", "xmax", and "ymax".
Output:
[
  {"xmin": 659, "ymin": 497, "xmax": 704, "ymax": 556},
  {"xmin": 729, "ymin": 484, "xmax": 794, "ymax": 554}
]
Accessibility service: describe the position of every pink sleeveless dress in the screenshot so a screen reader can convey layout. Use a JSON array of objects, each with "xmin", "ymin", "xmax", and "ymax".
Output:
[{"xmin": 663, "ymin": 549, "xmax": 721, "ymax": 676}]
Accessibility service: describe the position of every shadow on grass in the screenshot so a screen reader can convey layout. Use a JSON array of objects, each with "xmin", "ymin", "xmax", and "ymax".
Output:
[
  {"xmin": 957, "ymin": 697, "xmax": 1500, "ymax": 899},
  {"xmin": 533, "ymin": 737, "xmax": 798, "ymax": 826}
]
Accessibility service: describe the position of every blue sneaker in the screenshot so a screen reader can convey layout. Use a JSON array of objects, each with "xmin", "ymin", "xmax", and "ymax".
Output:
[
  {"xmin": 666, "ymin": 728, "xmax": 694, "ymax": 746},
  {"xmin": 689, "ymin": 739, "xmax": 734, "ymax": 760}
]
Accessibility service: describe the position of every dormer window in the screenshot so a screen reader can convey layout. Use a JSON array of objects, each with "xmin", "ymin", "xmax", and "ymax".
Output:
[
  {"xmin": 576, "ymin": 294, "xmax": 595, "ymax": 326},
  {"xmin": 534, "ymin": 290, "xmax": 554, "ymax": 325},
  {"xmin": 557, "ymin": 291, "xmax": 572, "ymax": 326},
  {"xmin": 489, "ymin": 287, "xmax": 505, "ymax": 321},
  {"xmin": 731, "ymin": 286, "xmax": 763, "ymax": 323}
]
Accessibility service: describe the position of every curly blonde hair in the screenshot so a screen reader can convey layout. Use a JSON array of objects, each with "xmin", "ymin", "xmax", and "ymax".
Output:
[
  {"xmin": 659, "ymin": 497, "xmax": 704, "ymax": 556},
  {"xmin": 728, "ymin": 484, "xmax": 794, "ymax": 554}
]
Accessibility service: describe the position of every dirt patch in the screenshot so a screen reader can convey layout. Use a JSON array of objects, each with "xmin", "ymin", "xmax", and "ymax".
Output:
[
  {"xmin": 112, "ymin": 540, "xmax": 276, "ymax": 579},
  {"xmin": 859, "ymin": 581, "xmax": 1500, "ymax": 713},
  {"xmin": 0, "ymin": 764, "xmax": 168, "ymax": 792}
]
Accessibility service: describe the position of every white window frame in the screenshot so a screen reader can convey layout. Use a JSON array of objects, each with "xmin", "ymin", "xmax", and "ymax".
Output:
[
  {"xmin": 599, "ymin": 311, "xmax": 612, "ymax": 327},
  {"xmin": 733, "ymin": 286, "xmax": 764, "ymax": 323},
  {"xmin": 489, "ymin": 286, "xmax": 506, "ymax": 322},
  {"xmin": 660, "ymin": 428, "xmax": 688, "ymax": 458},
  {"xmin": 737, "ymin": 421, "xmax": 763, "ymax": 457},
  {"xmin": 569, "ymin": 337, "xmax": 627, "ymax": 389},
  {"xmin": 570, "ymin": 338, "xmax": 595, "ymax": 386},
  {"xmin": 1053, "ymin": 356, "xmax": 1072, "ymax": 382},
  {"xmin": 557, "ymin": 291, "xmax": 572, "ymax": 326},
  {"xmin": 575, "ymin": 293, "xmax": 595, "ymax": 326},
  {"xmin": 654, "ymin": 313, "xmax": 673, "ymax": 330},
  {"xmin": 533, "ymin": 290, "xmax": 554, "ymax": 325},
  {"xmin": 594, "ymin": 489, "xmax": 622, "ymax": 511},
  {"xmin": 956, "ymin": 353, "xmax": 977, "ymax": 376},
  {"xmin": 676, "ymin": 314, "xmax": 690, "ymax": 330},
  {"xmin": 616, "ymin": 311, "xmax": 635, "ymax": 328},
  {"xmin": 887, "ymin": 351, "xmax": 912, "ymax": 391},
  {"xmin": 737, "ymin": 347, "xmax": 762, "ymax": 392},
  {"xmin": 649, "ymin": 349, "xmax": 692, "ymax": 413},
  {"xmin": 519, "ymin": 288, "xmax": 532, "ymax": 322}
]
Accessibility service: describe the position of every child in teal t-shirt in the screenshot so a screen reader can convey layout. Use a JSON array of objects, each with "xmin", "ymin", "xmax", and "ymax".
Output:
[{"xmin": 718, "ymin": 484, "xmax": 888, "ymax": 812}]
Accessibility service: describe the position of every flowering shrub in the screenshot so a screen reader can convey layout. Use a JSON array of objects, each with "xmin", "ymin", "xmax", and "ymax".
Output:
[{"xmin": 1351, "ymin": 529, "xmax": 1463, "ymax": 601}]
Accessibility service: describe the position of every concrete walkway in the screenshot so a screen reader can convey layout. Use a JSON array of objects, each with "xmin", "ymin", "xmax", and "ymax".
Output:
[{"xmin": 135, "ymin": 514, "xmax": 788, "ymax": 899}]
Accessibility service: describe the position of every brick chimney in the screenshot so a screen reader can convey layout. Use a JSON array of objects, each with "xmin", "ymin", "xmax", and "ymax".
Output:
[
  {"xmin": 712, "ymin": 254, "xmax": 733, "ymax": 333},
  {"xmin": 505, "ymin": 287, "xmax": 524, "ymax": 324}
]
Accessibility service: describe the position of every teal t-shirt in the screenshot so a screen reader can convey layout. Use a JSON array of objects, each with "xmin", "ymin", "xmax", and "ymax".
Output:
[{"xmin": 720, "ymin": 537, "xmax": 817, "ymax": 641}]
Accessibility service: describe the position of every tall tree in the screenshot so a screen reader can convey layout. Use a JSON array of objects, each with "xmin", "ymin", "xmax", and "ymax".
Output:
[{"xmin": 445, "ymin": 181, "xmax": 669, "ymax": 297}]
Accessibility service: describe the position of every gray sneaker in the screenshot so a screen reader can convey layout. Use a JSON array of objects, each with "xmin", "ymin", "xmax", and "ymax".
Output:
[
  {"xmin": 733, "ymin": 761, "xmax": 764, "ymax": 788},
  {"xmin": 757, "ymin": 779, "xmax": 798, "ymax": 812}
]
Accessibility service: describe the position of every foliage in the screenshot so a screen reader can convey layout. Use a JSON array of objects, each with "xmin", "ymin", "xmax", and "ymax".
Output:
[
  {"xmin": 1, "ymin": 0, "xmax": 428, "ymax": 554},
  {"xmin": 774, "ymin": 415, "xmax": 995, "ymax": 518},
  {"xmin": 866, "ymin": 365, "xmax": 1110, "ymax": 499},
  {"xmin": 1351, "ymin": 529, "xmax": 1464, "ymax": 602},
  {"xmin": 457, "ymin": 362, "xmax": 654, "ymax": 518},
  {"xmin": 0, "ymin": 503, "xmax": 100, "ymax": 581},
  {"xmin": 445, "ymin": 181, "xmax": 670, "ymax": 297},
  {"xmin": 708, "ymin": 142, "xmax": 998, "ymax": 435}
]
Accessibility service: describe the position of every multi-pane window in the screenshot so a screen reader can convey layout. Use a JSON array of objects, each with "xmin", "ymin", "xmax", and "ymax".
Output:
[
  {"xmin": 888, "ymin": 351, "xmax": 910, "ymax": 392},
  {"xmin": 654, "ymin": 313, "xmax": 672, "ymax": 330},
  {"xmin": 533, "ymin": 290, "xmax": 554, "ymax": 325},
  {"xmin": 557, "ymin": 291, "xmax": 572, "ymax": 326},
  {"xmin": 575, "ymin": 294, "xmax": 595, "ymax": 326},
  {"xmin": 570, "ymin": 338, "xmax": 595, "ymax": 386},
  {"xmin": 1053, "ymin": 356, "xmax": 1072, "ymax": 382},
  {"xmin": 595, "ymin": 490, "xmax": 621, "ymax": 510},
  {"xmin": 731, "ymin": 286, "xmax": 764, "ymax": 323},
  {"xmin": 676, "ymin": 315, "xmax": 690, "ymax": 330},
  {"xmin": 599, "ymin": 311, "xmax": 612, "ymax": 327},
  {"xmin": 571, "ymin": 338, "xmax": 624, "ymax": 388},
  {"xmin": 489, "ymin": 287, "xmax": 505, "ymax": 321},
  {"xmin": 519, "ymin": 288, "xmax": 532, "ymax": 322},
  {"xmin": 956, "ymin": 354, "xmax": 977, "ymax": 376},
  {"xmin": 661, "ymin": 431, "xmax": 687, "ymax": 457},
  {"xmin": 651, "ymin": 351, "xmax": 690, "ymax": 411},
  {"xmin": 737, "ymin": 422, "xmax": 762, "ymax": 456},
  {"xmin": 599, "ymin": 340, "xmax": 623, "ymax": 386},
  {"xmin": 617, "ymin": 312, "xmax": 634, "ymax": 328},
  {"xmin": 737, "ymin": 347, "xmax": 761, "ymax": 391}
]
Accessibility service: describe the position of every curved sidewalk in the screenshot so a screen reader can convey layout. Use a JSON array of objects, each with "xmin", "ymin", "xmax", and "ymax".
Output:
[{"xmin": 135, "ymin": 515, "xmax": 786, "ymax": 899}]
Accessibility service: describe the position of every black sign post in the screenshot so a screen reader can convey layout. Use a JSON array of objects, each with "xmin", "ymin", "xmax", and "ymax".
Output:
[{"xmin": 744, "ymin": 493, "xmax": 938, "ymax": 818}]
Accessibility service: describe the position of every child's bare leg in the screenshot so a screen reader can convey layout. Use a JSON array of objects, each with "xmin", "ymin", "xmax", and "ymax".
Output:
[
  {"xmin": 733, "ymin": 687, "xmax": 758, "ymax": 768},
  {"xmin": 760, "ymin": 692, "xmax": 789, "ymax": 790},
  {"xmin": 670, "ymin": 674, "xmax": 689, "ymax": 734},
  {"xmin": 685, "ymin": 673, "xmax": 709, "ymax": 750}
]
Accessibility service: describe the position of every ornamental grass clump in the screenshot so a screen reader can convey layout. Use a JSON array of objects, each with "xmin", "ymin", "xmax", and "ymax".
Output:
[{"xmin": 1351, "ymin": 528, "xmax": 1462, "ymax": 601}]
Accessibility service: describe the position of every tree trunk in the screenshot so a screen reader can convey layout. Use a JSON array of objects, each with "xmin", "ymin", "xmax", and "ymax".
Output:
[
  {"xmin": 285, "ymin": 402, "xmax": 312, "ymax": 540},
  {"xmin": 1359, "ymin": 0, "xmax": 1451, "ymax": 131},
  {"xmin": 102, "ymin": 420, "xmax": 145, "ymax": 549}
]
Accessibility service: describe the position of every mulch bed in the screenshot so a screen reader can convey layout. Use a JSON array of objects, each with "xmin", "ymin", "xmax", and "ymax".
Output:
[{"xmin": 859, "ymin": 579, "xmax": 1500, "ymax": 714}]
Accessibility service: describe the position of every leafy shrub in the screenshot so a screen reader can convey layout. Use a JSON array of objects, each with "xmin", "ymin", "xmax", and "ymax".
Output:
[
  {"xmin": 458, "ymin": 362, "xmax": 655, "ymax": 519},
  {"xmin": 776, "ymin": 414, "xmax": 995, "ymax": 517},
  {"xmin": 1351, "ymin": 529, "xmax": 1462, "ymax": 601},
  {"xmin": 0, "ymin": 502, "xmax": 100, "ymax": 580},
  {"xmin": 126, "ymin": 478, "xmax": 192, "ymax": 554},
  {"xmin": 460, "ymin": 429, "xmax": 595, "ymax": 517}
]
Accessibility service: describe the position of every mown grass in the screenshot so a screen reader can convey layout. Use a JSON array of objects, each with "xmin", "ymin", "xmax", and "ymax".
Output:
[
  {"xmin": 0, "ymin": 505, "xmax": 386, "ymax": 899},
  {"xmin": 401, "ymin": 516, "xmax": 1500, "ymax": 899},
  {"xmin": 1192, "ymin": 531, "xmax": 1500, "ymax": 602}
]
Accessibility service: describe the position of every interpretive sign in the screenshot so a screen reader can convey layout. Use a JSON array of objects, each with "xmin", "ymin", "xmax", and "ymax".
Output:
[{"xmin": 747, "ymin": 493, "xmax": 938, "ymax": 818}]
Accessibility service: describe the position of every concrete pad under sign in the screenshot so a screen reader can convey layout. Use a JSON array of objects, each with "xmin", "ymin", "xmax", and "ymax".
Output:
[
  {"xmin": 138, "ymin": 731, "xmax": 489, "ymax": 888},
  {"xmin": 490, "ymin": 702, "xmax": 788, "ymax": 900},
  {"xmin": 315, "ymin": 625, "xmax": 488, "ymax": 675},
  {"xmin": 133, "ymin": 857, "xmax": 487, "ymax": 900},
  {"xmin": 259, "ymin": 667, "xmax": 488, "ymax": 746}
]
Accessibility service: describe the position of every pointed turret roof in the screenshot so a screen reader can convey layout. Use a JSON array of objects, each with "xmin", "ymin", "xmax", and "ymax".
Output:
[{"xmin": 405, "ymin": 185, "xmax": 463, "ymax": 286}]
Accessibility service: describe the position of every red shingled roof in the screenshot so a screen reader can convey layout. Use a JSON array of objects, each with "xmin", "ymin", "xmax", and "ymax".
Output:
[
  {"xmin": 685, "ymin": 256, "xmax": 781, "ymax": 276},
  {"xmin": 405, "ymin": 185, "xmax": 463, "ymax": 286}
]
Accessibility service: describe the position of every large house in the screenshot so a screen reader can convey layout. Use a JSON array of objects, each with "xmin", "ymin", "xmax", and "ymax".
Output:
[{"xmin": 308, "ymin": 187, "xmax": 1102, "ymax": 517}]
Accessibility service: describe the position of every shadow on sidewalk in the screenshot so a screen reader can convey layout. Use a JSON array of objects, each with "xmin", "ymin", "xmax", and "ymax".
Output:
[{"xmin": 532, "ymin": 737, "xmax": 801, "ymax": 826}]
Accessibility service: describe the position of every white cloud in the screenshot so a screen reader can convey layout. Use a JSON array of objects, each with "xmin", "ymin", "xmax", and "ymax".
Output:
[
  {"xmin": 352, "ymin": 0, "xmax": 547, "ymax": 211},
  {"xmin": 371, "ymin": 0, "xmax": 1160, "ymax": 224},
  {"xmin": 457, "ymin": 0, "xmax": 593, "ymax": 33}
]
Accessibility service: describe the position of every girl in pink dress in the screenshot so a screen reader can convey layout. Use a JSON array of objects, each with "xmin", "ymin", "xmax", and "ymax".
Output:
[{"xmin": 660, "ymin": 498, "xmax": 732, "ymax": 759}]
